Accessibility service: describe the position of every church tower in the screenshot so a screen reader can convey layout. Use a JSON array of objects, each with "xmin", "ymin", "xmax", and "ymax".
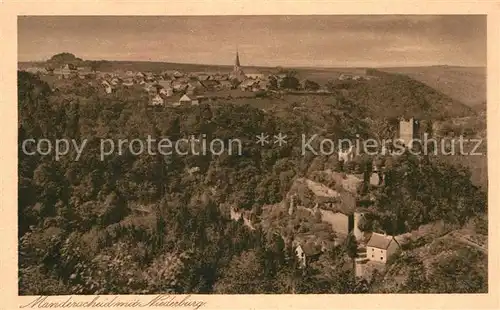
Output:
[{"xmin": 234, "ymin": 49, "xmax": 241, "ymax": 71}]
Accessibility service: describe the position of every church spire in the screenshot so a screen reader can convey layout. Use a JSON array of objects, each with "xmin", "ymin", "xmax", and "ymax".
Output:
[
  {"xmin": 231, "ymin": 47, "xmax": 245, "ymax": 82},
  {"xmin": 235, "ymin": 48, "xmax": 241, "ymax": 68}
]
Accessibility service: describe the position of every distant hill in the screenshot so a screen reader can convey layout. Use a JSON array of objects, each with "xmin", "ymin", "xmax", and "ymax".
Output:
[{"xmin": 379, "ymin": 66, "xmax": 486, "ymax": 108}]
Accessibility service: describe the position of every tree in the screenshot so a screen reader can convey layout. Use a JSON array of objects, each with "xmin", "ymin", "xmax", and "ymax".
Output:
[
  {"xmin": 268, "ymin": 76, "xmax": 278, "ymax": 90},
  {"xmin": 335, "ymin": 159, "xmax": 344, "ymax": 172},
  {"xmin": 274, "ymin": 263, "xmax": 301, "ymax": 293},
  {"xmin": 345, "ymin": 234, "xmax": 358, "ymax": 260},
  {"xmin": 314, "ymin": 209, "xmax": 322, "ymax": 223},
  {"xmin": 230, "ymin": 78, "xmax": 240, "ymax": 89},
  {"xmin": 428, "ymin": 249, "xmax": 486, "ymax": 293},
  {"xmin": 142, "ymin": 252, "xmax": 190, "ymax": 293},
  {"xmin": 17, "ymin": 69, "xmax": 486, "ymax": 295},
  {"xmin": 213, "ymin": 250, "xmax": 267, "ymax": 293},
  {"xmin": 48, "ymin": 52, "xmax": 82, "ymax": 65},
  {"xmin": 280, "ymin": 76, "xmax": 299, "ymax": 90},
  {"xmin": 365, "ymin": 117, "xmax": 397, "ymax": 143},
  {"xmin": 276, "ymin": 69, "xmax": 300, "ymax": 90},
  {"xmin": 325, "ymin": 80, "xmax": 337, "ymax": 92},
  {"xmin": 399, "ymin": 261, "xmax": 430, "ymax": 293}
]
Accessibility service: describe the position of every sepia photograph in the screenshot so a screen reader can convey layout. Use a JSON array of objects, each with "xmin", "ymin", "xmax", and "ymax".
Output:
[{"xmin": 17, "ymin": 14, "xmax": 488, "ymax": 298}]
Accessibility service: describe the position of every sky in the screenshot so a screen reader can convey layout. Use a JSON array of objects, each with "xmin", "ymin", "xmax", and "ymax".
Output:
[{"xmin": 18, "ymin": 15, "xmax": 486, "ymax": 67}]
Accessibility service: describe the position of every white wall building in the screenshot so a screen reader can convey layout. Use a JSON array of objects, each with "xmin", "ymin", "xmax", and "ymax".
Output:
[{"xmin": 366, "ymin": 232, "xmax": 400, "ymax": 264}]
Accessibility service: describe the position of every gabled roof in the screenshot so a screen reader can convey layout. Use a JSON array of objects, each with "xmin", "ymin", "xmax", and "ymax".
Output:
[
  {"xmin": 173, "ymin": 70, "xmax": 184, "ymax": 77},
  {"xmin": 197, "ymin": 74, "xmax": 210, "ymax": 81},
  {"xmin": 366, "ymin": 232, "xmax": 394, "ymax": 249},
  {"xmin": 188, "ymin": 81, "xmax": 204, "ymax": 89},
  {"xmin": 179, "ymin": 94, "xmax": 192, "ymax": 102}
]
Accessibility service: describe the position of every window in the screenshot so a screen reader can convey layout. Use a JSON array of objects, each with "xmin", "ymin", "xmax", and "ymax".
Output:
[
  {"xmin": 372, "ymin": 255, "xmax": 374, "ymax": 258},
  {"xmin": 380, "ymin": 257, "xmax": 383, "ymax": 260},
  {"xmin": 380, "ymin": 250, "xmax": 383, "ymax": 253},
  {"xmin": 372, "ymin": 248, "xmax": 374, "ymax": 251}
]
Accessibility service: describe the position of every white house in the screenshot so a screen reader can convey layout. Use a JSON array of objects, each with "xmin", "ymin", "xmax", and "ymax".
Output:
[
  {"xmin": 101, "ymin": 80, "xmax": 112, "ymax": 94},
  {"xmin": 366, "ymin": 232, "xmax": 400, "ymax": 264},
  {"xmin": 150, "ymin": 94, "xmax": 164, "ymax": 106},
  {"xmin": 338, "ymin": 73, "xmax": 353, "ymax": 80},
  {"xmin": 295, "ymin": 245, "xmax": 307, "ymax": 268},
  {"xmin": 369, "ymin": 164, "xmax": 385, "ymax": 187},
  {"xmin": 338, "ymin": 146, "xmax": 355, "ymax": 163},
  {"xmin": 143, "ymin": 83, "xmax": 155, "ymax": 93}
]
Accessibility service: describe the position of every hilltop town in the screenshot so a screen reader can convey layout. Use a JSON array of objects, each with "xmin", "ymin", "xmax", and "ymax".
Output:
[{"xmin": 21, "ymin": 51, "xmax": 383, "ymax": 107}]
